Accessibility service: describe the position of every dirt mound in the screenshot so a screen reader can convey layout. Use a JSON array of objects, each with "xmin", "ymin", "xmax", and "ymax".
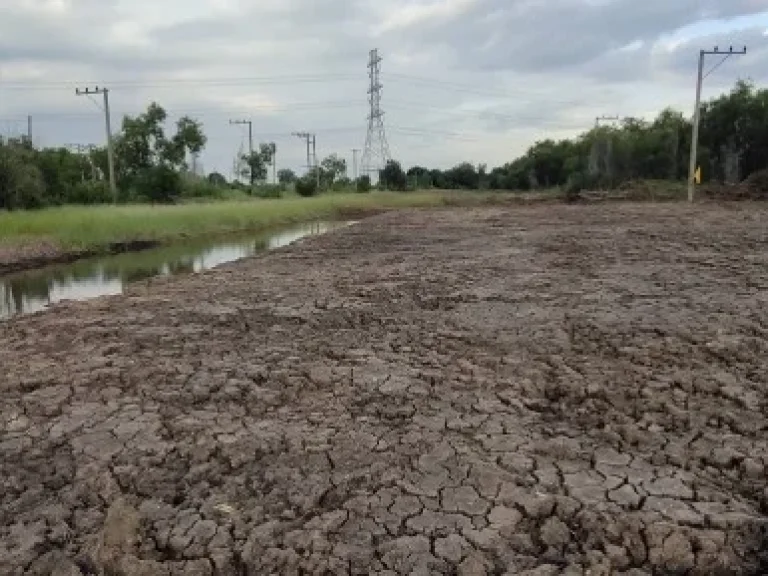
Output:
[{"xmin": 701, "ymin": 169, "xmax": 768, "ymax": 201}]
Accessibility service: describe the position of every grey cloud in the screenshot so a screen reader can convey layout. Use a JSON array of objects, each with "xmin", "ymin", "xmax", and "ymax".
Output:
[
  {"xmin": 1, "ymin": 0, "xmax": 767, "ymax": 173},
  {"xmin": 382, "ymin": 0, "xmax": 765, "ymax": 74},
  {"xmin": 657, "ymin": 27, "xmax": 768, "ymax": 84}
]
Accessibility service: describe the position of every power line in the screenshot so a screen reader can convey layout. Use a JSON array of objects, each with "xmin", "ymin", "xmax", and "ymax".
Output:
[
  {"xmin": 0, "ymin": 73, "xmax": 359, "ymax": 91},
  {"xmin": 0, "ymin": 100, "xmax": 365, "ymax": 122},
  {"xmin": 384, "ymin": 72, "xmax": 606, "ymax": 104}
]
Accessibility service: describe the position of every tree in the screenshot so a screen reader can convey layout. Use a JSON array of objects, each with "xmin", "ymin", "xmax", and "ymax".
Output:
[
  {"xmin": 380, "ymin": 160, "xmax": 407, "ymax": 191},
  {"xmin": 320, "ymin": 154, "xmax": 347, "ymax": 185},
  {"xmin": 356, "ymin": 175, "xmax": 372, "ymax": 193},
  {"xmin": 277, "ymin": 168, "xmax": 297, "ymax": 185},
  {"xmin": 239, "ymin": 143, "xmax": 275, "ymax": 187},
  {"xmin": 114, "ymin": 102, "xmax": 207, "ymax": 201},
  {"xmin": 295, "ymin": 175, "xmax": 318, "ymax": 197},
  {"xmin": 207, "ymin": 172, "xmax": 227, "ymax": 186}
]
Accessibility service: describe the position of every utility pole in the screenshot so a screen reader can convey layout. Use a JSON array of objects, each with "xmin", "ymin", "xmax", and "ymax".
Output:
[
  {"xmin": 66, "ymin": 144, "xmax": 98, "ymax": 180},
  {"xmin": 595, "ymin": 115, "xmax": 620, "ymax": 128},
  {"xmin": 688, "ymin": 45, "xmax": 747, "ymax": 203},
  {"xmin": 293, "ymin": 131, "xmax": 318, "ymax": 187},
  {"xmin": 75, "ymin": 86, "xmax": 117, "ymax": 203},
  {"xmin": 269, "ymin": 142, "xmax": 277, "ymax": 184},
  {"xmin": 230, "ymin": 119, "xmax": 254, "ymax": 184},
  {"xmin": 352, "ymin": 148, "xmax": 360, "ymax": 181},
  {"xmin": 312, "ymin": 135, "xmax": 319, "ymax": 189},
  {"xmin": 361, "ymin": 48, "xmax": 391, "ymax": 181},
  {"xmin": 26, "ymin": 115, "xmax": 32, "ymax": 146}
]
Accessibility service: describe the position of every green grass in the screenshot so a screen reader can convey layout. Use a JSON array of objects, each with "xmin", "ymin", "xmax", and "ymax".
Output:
[{"xmin": 0, "ymin": 191, "xmax": 497, "ymax": 251}]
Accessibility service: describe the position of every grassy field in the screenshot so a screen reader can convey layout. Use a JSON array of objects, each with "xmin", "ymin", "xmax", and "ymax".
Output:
[{"xmin": 0, "ymin": 191, "xmax": 507, "ymax": 250}]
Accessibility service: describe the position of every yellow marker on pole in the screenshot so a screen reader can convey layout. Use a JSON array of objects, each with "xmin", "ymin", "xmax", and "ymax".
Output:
[{"xmin": 694, "ymin": 166, "xmax": 701, "ymax": 184}]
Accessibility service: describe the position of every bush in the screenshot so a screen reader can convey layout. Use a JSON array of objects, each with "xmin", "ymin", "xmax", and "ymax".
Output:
[
  {"xmin": 295, "ymin": 176, "xmax": 318, "ymax": 197},
  {"xmin": 180, "ymin": 176, "xmax": 225, "ymax": 199},
  {"xmin": 253, "ymin": 184, "xmax": 283, "ymax": 199},
  {"xmin": 67, "ymin": 180, "xmax": 112, "ymax": 205},
  {"xmin": 356, "ymin": 175, "xmax": 372, "ymax": 193},
  {"xmin": 133, "ymin": 165, "xmax": 183, "ymax": 203}
]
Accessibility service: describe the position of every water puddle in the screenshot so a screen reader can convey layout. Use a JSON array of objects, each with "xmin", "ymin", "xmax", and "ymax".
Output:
[{"xmin": 1, "ymin": 220, "xmax": 348, "ymax": 320}]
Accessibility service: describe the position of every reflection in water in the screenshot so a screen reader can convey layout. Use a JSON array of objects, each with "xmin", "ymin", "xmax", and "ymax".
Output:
[{"xmin": 1, "ymin": 221, "xmax": 346, "ymax": 320}]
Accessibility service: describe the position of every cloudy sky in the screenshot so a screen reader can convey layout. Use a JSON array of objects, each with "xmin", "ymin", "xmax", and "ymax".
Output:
[{"xmin": 1, "ymin": 0, "xmax": 767, "ymax": 179}]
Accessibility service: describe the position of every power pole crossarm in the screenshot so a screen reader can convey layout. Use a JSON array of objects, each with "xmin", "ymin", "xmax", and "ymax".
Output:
[
  {"xmin": 76, "ymin": 86, "xmax": 118, "ymax": 203},
  {"xmin": 687, "ymin": 45, "xmax": 747, "ymax": 203},
  {"xmin": 595, "ymin": 115, "xmax": 620, "ymax": 128}
]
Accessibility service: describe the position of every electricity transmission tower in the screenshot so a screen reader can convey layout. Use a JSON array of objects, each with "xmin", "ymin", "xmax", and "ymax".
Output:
[
  {"xmin": 360, "ymin": 49, "xmax": 391, "ymax": 180},
  {"xmin": 293, "ymin": 132, "xmax": 319, "ymax": 189},
  {"xmin": 75, "ymin": 86, "xmax": 117, "ymax": 203},
  {"xmin": 688, "ymin": 45, "xmax": 747, "ymax": 202}
]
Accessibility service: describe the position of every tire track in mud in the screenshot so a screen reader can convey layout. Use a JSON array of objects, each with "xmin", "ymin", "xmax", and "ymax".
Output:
[{"xmin": 1, "ymin": 203, "xmax": 767, "ymax": 575}]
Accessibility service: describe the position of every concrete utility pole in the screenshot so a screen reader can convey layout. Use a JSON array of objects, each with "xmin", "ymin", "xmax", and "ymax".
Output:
[
  {"xmin": 688, "ymin": 45, "xmax": 747, "ymax": 203},
  {"xmin": 312, "ymin": 135, "xmax": 319, "ymax": 189},
  {"xmin": 75, "ymin": 86, "xmax": 117, "ymax": 203},
  {"xmin": 26, "ymin": 115, "xmax": 32, "ymax": 146},
  {"xmin": 352, "ymin": 148, "xmax": 360, "ymax": 181},
  {"xmin": 269, "ymin": 142, "xmax": 277, "ymax": 184},
  {"xmin": 230, "ymin": 119, "xmax": 254, "ymax": 184},
  {"xmin": 66, "ymin": 143, "xmax": 98, "ymax": 180},
  {"xmin": 293, "ymin": 131, "xmax": 318, "ymax": 188}
]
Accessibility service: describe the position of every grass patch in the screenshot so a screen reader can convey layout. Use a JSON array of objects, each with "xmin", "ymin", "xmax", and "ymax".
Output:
[{"xmin": 0, "ymin": 191, "xmax": 502, "ymax": 251}]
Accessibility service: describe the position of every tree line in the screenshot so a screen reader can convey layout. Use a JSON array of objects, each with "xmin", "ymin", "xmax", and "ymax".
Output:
[
  {"xmin": 382, "ymin": 80, "xmax": 767, "ymax": 194},
  {"xmin": 1, "ymin": 80, "xmax": 766, "ymax": 209}
]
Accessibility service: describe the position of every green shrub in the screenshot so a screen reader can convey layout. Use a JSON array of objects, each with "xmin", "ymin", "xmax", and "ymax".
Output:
[
  {"xmin": 253, "ymin": 184, "xmax": 283, "ymax": 199},
  {"xmin": 133, "ymin": 165, "xmax": 183, "ymax": 203},
  {"xmin": 180, "ymin": 176, "xmax": 225, "ymax": 199},
  {"xmin": 356, "ymin": 175, "xmax": 372, "ymax": 193},
  {"xmin": 67, "ymin": 180, "xmax": 112, "ymax": 204},
  {"xmin": 295, "ymin": 176, "xmax": 318, "ymax": 197}
]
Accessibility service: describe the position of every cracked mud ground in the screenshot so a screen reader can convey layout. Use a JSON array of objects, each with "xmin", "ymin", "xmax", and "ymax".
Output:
[{"xmin": 2, "ymin": 203, "xmax": 768, "ymax": 576}]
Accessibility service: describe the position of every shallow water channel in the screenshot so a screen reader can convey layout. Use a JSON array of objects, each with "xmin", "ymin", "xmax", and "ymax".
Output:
[{"xmin": 0, "ymin": 220, "xmax": 348, "ymax": 320}]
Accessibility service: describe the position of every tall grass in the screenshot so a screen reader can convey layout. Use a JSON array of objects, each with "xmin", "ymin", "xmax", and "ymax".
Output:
[{"xmin": 0, "ymin": 191, "xmax": 477, "ymax": 250}]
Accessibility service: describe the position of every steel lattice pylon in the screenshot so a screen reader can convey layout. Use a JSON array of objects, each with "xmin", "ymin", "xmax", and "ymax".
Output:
[{"xmin": 360, "ymin": 49, "xmax": 391, "ymax": 180}]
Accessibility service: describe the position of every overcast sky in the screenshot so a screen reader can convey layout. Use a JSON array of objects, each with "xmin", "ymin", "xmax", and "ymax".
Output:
[{"xmin": 1, "ymin": 0, "xmax": 767, "ymax": 179}]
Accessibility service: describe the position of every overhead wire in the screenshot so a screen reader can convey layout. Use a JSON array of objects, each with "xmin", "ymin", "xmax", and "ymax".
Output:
[
  {"xmin": 0, "ymin": 70, "xmax": 580, "ymax": 149},
  {"xmin": 0, "ymin": 73, "xmax": 360, "ymax": 91}
]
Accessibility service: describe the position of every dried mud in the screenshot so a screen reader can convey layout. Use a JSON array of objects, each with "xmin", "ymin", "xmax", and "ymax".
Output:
[{"xmin": 1, "ymin": 203, "xmax": 767, "ymax": 575}]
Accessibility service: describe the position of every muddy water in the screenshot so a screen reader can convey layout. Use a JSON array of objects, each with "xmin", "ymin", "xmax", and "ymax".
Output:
[{"xmin": 0, "ymin": 220, "xmax": 348, "ymax": 320}]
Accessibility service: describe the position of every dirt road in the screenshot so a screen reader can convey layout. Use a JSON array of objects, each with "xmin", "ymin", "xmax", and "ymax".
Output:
[{"xmin": 1, "ymin": 204, "xmax": 767, "ymax": 575}]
